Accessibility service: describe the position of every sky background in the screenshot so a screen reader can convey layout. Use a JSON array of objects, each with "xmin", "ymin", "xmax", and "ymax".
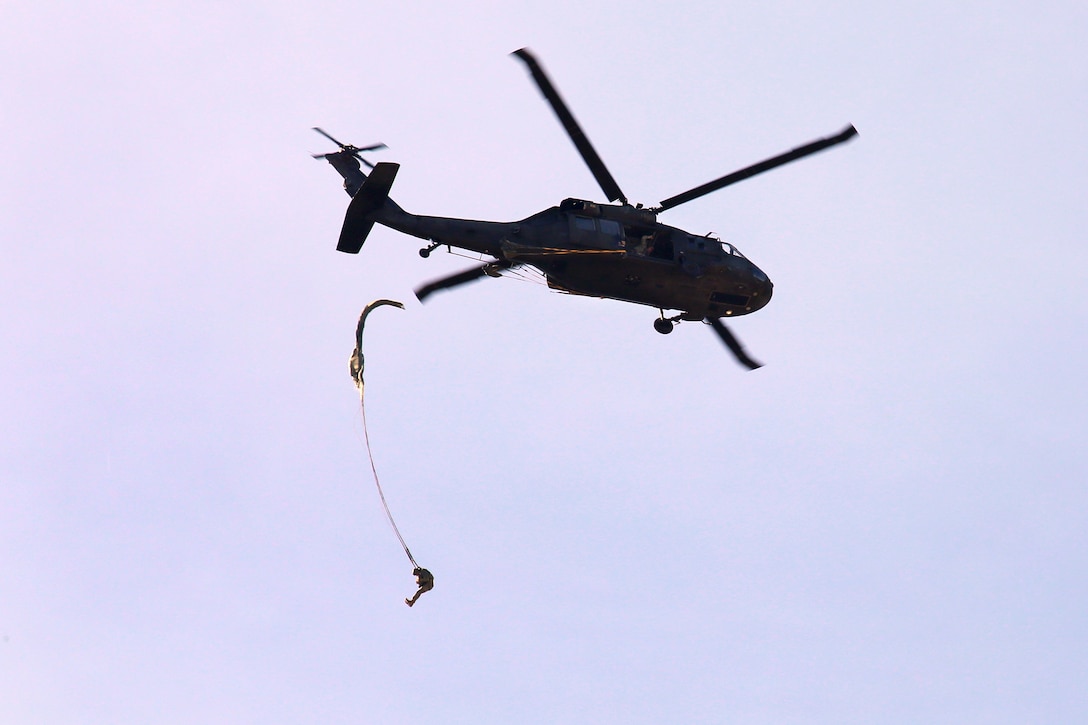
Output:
[{"xmin": 2, "ymin": 1, "xmax": 1086, "ymax": 722}]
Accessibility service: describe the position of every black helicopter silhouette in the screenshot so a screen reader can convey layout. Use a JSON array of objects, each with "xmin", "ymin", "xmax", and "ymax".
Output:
[{"xmin": 316, "ymin": 48, "xmax": 857, "ymax": 369}]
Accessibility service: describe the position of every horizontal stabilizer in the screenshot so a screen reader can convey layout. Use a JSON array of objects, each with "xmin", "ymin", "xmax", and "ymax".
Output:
[{"xmin": 337, "ymin": 162, "xmax": 400, "ymax": 254}]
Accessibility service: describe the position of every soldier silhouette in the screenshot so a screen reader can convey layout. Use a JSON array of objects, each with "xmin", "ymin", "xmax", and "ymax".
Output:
[{"xmin": 405, "ymin": 567, "xmax": 434, "ymax": 607}]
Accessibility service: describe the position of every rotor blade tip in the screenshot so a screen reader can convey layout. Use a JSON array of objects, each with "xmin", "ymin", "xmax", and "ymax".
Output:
[{"xmin": 708, "ymin": 318, "xmax": 763, "ymax": 370}]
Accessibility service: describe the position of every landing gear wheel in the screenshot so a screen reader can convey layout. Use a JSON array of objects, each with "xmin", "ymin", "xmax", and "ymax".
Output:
[
  {"xmin": 654, "ymin": 318, "xmax": 674, "ymax": 335},
  {"xmin": 419, "ymin": 248, "xmax": 431, "ymax": 258}
]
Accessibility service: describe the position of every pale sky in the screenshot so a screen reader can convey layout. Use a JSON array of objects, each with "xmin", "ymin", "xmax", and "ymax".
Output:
[{"xmin": 3, "ymin": 2, "xmax": 1087, "ymax": 722}]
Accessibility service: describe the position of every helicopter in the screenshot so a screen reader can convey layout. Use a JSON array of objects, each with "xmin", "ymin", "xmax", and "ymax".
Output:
[{"xmin": 315, "ymin": 48, "xmax": 857, "ymax": 369}]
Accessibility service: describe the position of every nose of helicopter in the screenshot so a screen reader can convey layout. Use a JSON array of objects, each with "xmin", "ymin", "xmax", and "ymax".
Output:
[{"xmin": 749, "ymin": 264, "xmax": 773, "ymax": 311}]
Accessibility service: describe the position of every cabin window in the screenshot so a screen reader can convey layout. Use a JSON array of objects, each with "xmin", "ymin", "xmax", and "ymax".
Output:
[
  {"xmin": 598, "ymin": 219, "xmax": 622, "ymax": 239},
  {"xmin": 570, "ymin": 214, "xmax": 625, "ymax": 250}
]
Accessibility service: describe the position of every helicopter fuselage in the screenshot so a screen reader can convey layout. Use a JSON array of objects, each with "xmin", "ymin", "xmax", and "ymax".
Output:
[{"xmin": 371, "ymin": 196, "xmax": 773, "ymax": 320}]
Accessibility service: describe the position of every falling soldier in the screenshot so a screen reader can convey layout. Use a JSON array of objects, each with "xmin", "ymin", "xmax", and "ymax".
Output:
[{"xmin": 405, "ymin": 567, "xmax": 434, "ymax": 607}]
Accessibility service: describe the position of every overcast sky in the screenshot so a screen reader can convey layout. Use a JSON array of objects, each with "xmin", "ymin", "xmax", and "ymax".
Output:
[{"xmin": 3, "ymin": 1, "xmax": 1086, "ymax": 723}]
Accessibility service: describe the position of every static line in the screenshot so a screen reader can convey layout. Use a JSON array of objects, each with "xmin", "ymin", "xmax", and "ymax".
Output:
[
  {"xmin": 348, "ymin": 299, "xmax": 418, "ymax": 568},
  {"xmin": 358, "ymin": 388, "xmax": 418, "ymax": 569}
]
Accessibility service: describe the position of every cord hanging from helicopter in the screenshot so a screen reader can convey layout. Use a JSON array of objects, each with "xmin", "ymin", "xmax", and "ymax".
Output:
[{"xmin": 349, "ymin": 299, "xmax": 434, "ymax": 607}]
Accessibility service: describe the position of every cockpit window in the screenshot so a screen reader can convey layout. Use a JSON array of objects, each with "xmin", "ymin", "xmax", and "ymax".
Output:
[
  {"xmin": 704, "ymin": 232, "xmax": 746, "ymax": 259},
  {"xmin": 573, "ymin": 216, "xmax": 595, "ymax": 231},
  {"xmin": 723, "ymin": 242, "xmax": 746, "ymax": 259}
]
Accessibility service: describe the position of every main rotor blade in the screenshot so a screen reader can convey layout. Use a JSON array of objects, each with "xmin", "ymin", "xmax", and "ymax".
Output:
[
  {"xmin": 708, "ymin": 318, "xmax": 762, "ymax": 370},
  {"xmin": 313, "ymin": 127, "xmax": 345, "ymax": 147},
  {"xmin": 313, "ymin": 128, "xmax": 386, "ymax": 156},
  {"xmin": 656, "ymin": 125, "xmax": 858, "ymax": 212},
  {"xmin": 511, "ymin": 48, "xmax": 627, "ymax": 204},
  {"xmin": 414, "ymin": 261, "xmax": 513, "ymax": 302}
]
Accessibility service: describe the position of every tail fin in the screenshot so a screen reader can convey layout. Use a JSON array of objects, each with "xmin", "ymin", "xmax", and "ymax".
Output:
[
  {"xmin": 324, "ymin": 152, "xmax": 368, "ymax": 197},
  {"xmin": 337, "ymin": 162, "xmax": 400, "ymax": 254}
]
